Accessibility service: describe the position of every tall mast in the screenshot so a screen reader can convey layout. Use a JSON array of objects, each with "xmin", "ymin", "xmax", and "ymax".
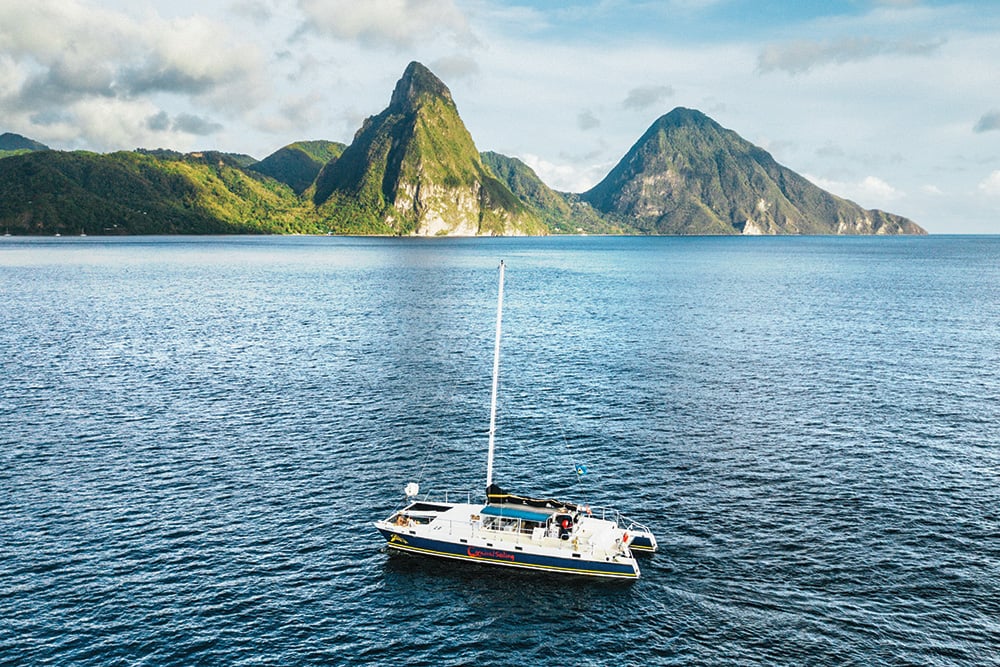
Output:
[{"xmin": 485, "ymin": 260, "xmax": 505, "ymax": 493}]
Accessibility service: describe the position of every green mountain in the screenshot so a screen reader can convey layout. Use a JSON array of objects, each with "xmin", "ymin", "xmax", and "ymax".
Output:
[
  {"xmin": 136, "ymin": 148, "xmax": 258, "ymax": 169},
  {"xmin": 0, "ymin": 149, "xmax": 312, "ymax": 235},
  {"xmin": 0, "ymin": 132, "xmax": 50, "ymax": 159},
  {"xmin": 480, "ymin": 151, "xmax": 623, "ymax": 234},
  {"xmin": 581, "ymin": 107, "xmax": 925, "ymax": 235},
  {"xmin": 249, "ymin": 140, "xmax": 345, "ymax": 195},
  {"xmin": 0, "ymin": 73, "xmax": 924, "ymax": 237},
  {"xmin": 311, "ymin": 62, "xmax": 542, "ymax": 235}
]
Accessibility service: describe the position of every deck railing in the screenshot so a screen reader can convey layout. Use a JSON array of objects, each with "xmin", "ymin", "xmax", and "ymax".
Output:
[
  {"xmin": 587, "ymin": 506, "xmax": 655, "ymax": 540},
  {"xmin": 402, "ymin": 490, "xmax": 654, "ymax": 550}
]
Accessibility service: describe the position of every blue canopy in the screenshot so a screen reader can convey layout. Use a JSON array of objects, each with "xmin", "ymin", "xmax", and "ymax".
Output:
[{"xmin": 481, "ymin": 504, "xmax": 552, "ymax": 523}]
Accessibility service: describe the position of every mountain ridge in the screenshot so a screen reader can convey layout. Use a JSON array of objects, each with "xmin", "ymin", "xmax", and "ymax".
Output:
[
  {"xmin": 248, "ymin": 140, "xmax": 345, "ymax": 195},
  {"xmin": 0, "ymin": 64, "xmax": 924, "ymax": 236},
  {"xmin": 0, "ymin": 149, "xmax": 307, "ymax": 235},
  {"xmin": 311, "ymin": 61, "xmax": 541, "ymax": 235},
  {"xmin": 581, "ymin": 107, "xmax": 923, "ymax": 235},
  {"xmin": 0, "ymin": 132, "xmax": 51, "ymax": 159}
]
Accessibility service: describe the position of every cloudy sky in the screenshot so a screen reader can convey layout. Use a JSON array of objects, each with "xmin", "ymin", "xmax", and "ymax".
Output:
[{"xmin": 1, "ymin": 0, "xmax": 998, "ymax": 233}]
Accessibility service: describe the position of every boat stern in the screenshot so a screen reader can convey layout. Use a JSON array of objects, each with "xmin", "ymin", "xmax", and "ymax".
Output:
[{"xmin": 626, "ymin": 528, "xmax": 658, "ymax": 553}]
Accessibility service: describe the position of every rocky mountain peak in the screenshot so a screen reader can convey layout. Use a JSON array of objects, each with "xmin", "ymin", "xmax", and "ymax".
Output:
[
  {"xmin": 311, "ymin": 62, "xmax": 539, "ymax": 236},
  {"xmin": 388, "ymin": 61, "xmax": 453, "ymax": 113},
  {"xmin": 654, "ymin": 107, "xmax": 714, "ymax": 129},
  {"xmin": 581, "ymin": 106, "xmax": 924, "ymax": 235}
]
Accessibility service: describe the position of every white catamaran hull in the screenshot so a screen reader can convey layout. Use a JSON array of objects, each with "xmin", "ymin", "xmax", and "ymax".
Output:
[
  {"xmin": 375, "ymin": 261, "xmax": 656, "ymax": 579},
  {"xmin": 376, "ymin": 502, "xmax": 640, "ymax": 579}
]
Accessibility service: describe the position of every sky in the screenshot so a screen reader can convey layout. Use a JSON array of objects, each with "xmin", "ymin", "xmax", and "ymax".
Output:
[{"xmin": 1, "ymin": 0, "xmax": 999, "ymax": 233}]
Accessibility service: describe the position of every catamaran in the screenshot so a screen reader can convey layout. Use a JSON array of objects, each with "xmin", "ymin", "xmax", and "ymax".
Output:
[{"xmin": 375, "ymin": 261, "xmax": 656, "ymax": 579}]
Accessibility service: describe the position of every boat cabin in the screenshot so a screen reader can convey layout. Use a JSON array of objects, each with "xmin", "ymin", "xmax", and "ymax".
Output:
[
  {"xmin": 479, "ymin": 504, "xmax": 578, "ymax": 541},
  {"xmin": 391, "ymin": 500, "xmax": 586, "ymax": 543}
]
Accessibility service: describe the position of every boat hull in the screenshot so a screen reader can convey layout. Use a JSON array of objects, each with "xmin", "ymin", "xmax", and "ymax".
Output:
[
  {"xmin": 376, "ymin": 527, "xmax": 639, "ymax": 579},
  {"xmin": 628, "ymin": 534, "xmax": 657, "ymax": 553}
]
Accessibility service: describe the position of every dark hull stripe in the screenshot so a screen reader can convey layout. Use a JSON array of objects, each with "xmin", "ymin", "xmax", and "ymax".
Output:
[{"xmin": 377, "ymin": 528, "xmax": 638, "ymax": 579}]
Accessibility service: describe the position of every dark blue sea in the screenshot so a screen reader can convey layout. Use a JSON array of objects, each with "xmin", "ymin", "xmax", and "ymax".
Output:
[{"xmin": 2, "ymin": 235, "xmax": 999, "ymax": 666}]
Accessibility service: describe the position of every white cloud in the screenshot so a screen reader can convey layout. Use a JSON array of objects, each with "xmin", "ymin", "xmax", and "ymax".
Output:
[
  {"xmin": 254, "ymin": 92, "xmax": 327, "ymax": 135},
  {"xmin": 171, "ymin": 113, "xmax": 224, "ymax": 136},
  {"xmin": 0, "ymin": 1, "xmax": 263, "ymax": 101},
  {"xmin": 229, "ymin": 0, "xmax": 273, "ymax": 23},
  {"xmin": 757, "ymin": 36, "xmax": 945, "ymax": 75},
  {"xmin": 858, "ymin": 175, "xmax": 904, "ymax": 201},
  {"xmin": 0, "ymin": 0, "xmax": 266, "ymax": 149},
  {"xmin": 623, "ymin": 85, "xmax": 674, "ymax": 111},
  {"xmin": 666, "ymin": 0, "xmax": 728, "ymax": 9},
  {"xmin": 519, "ymin": 152, "xmax": 614, "ymax": 193},
  {"xmin": 0, "ymin": 54, "xmax": 27, "ymax": 98},
  {"xmin": 804, "ymin": 173, "xmax": 904, "ymax": 206},
  {"xmin": 70, "ymin": 98, "xmax": 196, "ymax": 150},
  {"xmin": 978, "ymin": 171, "xmax": 1000, "ymax": 196},
  {"xmin": 578, "ymin": 109, "xmax": 601, "ymax": 131},
  {"xmin": 296, "ymin": 0, "xmax": 473, "ymax": 49},
  {"xmin": 429, "ymin": 54, "xmax": 480, "ymax": 81},
  {"xmin": 137, "ymin": 16, "xmax": 266, "ymax": 104},
  {"xmin": 974, "ymin": 110, "xmax": 1000, "ymax": 133}
]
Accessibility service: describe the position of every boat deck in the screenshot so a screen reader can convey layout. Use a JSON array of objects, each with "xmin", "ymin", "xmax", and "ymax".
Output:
[{"xmin": 377, "ymin": 499, "xmax": 645, "ymax": 578}]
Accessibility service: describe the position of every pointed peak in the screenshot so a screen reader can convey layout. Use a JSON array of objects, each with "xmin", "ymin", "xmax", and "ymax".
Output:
[
  {"xmin": 389, "ymin": 61, "xmax": 453, "ymax": 112},
  {"xmin": 654, "ymin": 107, "xmax": 717, "ymax": 130}
]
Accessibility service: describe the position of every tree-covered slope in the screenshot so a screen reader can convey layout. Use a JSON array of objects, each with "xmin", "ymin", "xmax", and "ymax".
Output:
[
  {"xmin": 480, "ymin": 151, "xmax": 624, "ymax": 233},
  {"xmin": 0, "ymin": 150, "xmax": 313, "ymax": 235},
  {"xmin": 312, "ymin": 62, "xmax": 542, "ymax": 235},
  {"xmin": 0, "ymin": 82, "xmax": 925, "ymax": 236},
  {"xmin": 248, "ymin": 140, "xmax": 346, "ymax": 195},
  {"xmin": 0, "ymin": 132, "xmax": 50, "ymax": 159},
  {"xmin": 582, "ymin": 108, "xmax": 925, "ymax": 235}
]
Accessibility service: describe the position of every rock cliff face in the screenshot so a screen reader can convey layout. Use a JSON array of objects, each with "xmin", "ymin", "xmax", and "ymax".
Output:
[
  {"xmin": 0, "ymin": 72, "xmax": 926, "ymax": 236},
  {"xmin": 311, "ymin": 62, "xmax": 541, "ymax": 235},
  {"xmin": 581, "ymin": 108, "xmax": 925, "ymax": 235}
]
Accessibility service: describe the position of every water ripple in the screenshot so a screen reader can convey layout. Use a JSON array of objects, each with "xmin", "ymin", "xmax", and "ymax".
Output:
[{"xmin": 2, "ymin": 236, "xmax": 999, "ymax": 665}]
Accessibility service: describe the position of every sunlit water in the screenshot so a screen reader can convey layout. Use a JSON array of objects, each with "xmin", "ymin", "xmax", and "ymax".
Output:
[{"xmin": 2, "ymin": 235, "xmax": 998, "ymax": 665}]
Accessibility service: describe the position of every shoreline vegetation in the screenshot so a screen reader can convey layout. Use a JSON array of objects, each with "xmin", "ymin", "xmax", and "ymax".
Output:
[{"xmin": 0, "ymin": 63, "xmax": 925, "ymax": 238}]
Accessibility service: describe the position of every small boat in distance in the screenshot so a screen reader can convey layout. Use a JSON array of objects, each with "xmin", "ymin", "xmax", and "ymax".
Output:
[{"xmin": 375, "ymin": 261, "xmax": 656, "ymax": 579}]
